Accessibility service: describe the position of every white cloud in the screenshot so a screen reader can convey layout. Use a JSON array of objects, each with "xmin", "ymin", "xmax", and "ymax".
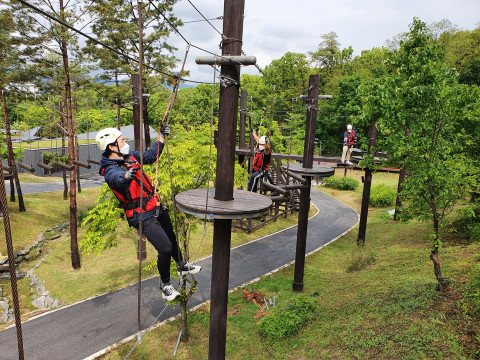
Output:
[{"xmin": 170, "ymin": 0, "xmax": 480, "ymax": 83}]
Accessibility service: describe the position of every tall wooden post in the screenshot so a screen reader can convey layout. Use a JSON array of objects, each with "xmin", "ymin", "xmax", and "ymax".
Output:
[
  {"xmin": 357, "ymin": 121, "xmax": 377, "ymax": 246},
  {"xmin": 1, "ymin": 90, "xmax": 25, "ymax": 212},
  {"xmin": 208, "ymin": 1, "xmax": 245, "ymax": 359},
  {"xmin": 132, "ymin": 73, "xmax": 142, "ymax": 151},
  {"xmin": 0, "ymin": 167, "xmax": 24, "ymax": 359},
  {"xmin": 292, "ymin": 75, "xmax": 319, "ymax": 292}
]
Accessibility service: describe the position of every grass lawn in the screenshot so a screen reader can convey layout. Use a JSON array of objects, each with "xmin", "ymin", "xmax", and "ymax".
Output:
[
  {"xmin": 0, "ymin": 180, "xmax": 313, "ymax": 325},
  {"xmin": 0, "ymin": 187, "xmax": 101, "ymax": 255},
  {"xmin": 97, "ymin": 171, "xmax": 480, "ymax": 360}
]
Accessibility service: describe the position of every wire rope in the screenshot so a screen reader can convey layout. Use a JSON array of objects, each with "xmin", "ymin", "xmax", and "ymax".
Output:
[{"xmin": 191, "ymin": 63, "xmax": 217, "ymax": 263}]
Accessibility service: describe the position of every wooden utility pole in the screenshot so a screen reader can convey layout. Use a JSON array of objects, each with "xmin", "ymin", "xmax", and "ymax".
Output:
[
  {"xmin": 357, "ymin": 121, "xmax": 377, "ymax": 246},
  {"xmin": 132, "ymin": 73, "xmax": 142, "ymax": 151},
  {"xmin": 208, "ymin": 1, "xmax": 245, "ymax": 359},
  {"xmin": 1, "ymin": 90, "xmax": 25, "ymax": 212},
  {"xmin": 292, "ymin": 75, "xmax": 319, "ymax": 292}
]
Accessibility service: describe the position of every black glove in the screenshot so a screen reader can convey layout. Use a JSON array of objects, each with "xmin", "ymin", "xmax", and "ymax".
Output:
[
  {"xmin": 250, "ymin": 127, "xmax": 254, "ymax": 133},
  {"xmin": 265, "ymin": 136, "xmax": 269, "ymax": 143},
  {"xmin": 160, "ymin": 125, "xmax": 170, "ymax": 137},
  {"xmin": 125, "ymin": 167, "xmax": 139, "ymax": 180}
]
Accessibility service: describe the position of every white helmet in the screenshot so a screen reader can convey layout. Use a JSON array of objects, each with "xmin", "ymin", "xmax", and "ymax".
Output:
[
  {"xmin": 259, "ymin": 136, "xmax": 267, "ymax": 145},
  {"xmin": 96, "ymin": 128, "xmax": 122, "ymax": 151},
  {"xmin": 347, "ymin": 124, "xmax": 353, "ymax": 131}
]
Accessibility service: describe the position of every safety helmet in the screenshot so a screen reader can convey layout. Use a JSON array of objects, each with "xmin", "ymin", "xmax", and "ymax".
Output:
[
  {"xmin": 259, "ymin": 136, "xmax": 267, "ymax": 145},
  {"xmin": 347, "ymin": 124, "xmax": 353, "ymax": 130},
  {"xmin": 96, "ymin": 128, "xmax": 122, "ymax": 151}
]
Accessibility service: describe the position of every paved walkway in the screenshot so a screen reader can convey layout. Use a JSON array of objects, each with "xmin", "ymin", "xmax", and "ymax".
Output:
[{"xmin": 0, "ymin": 189, "xmax": 358, "ymax": 360}]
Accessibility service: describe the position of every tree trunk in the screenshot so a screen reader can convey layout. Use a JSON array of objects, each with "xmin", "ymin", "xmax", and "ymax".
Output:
[
  {"xmin": 430, "ymin": 249, "xmax": 449, "ymax": 291},
  {"xmin": 143, "ymin": 96, "xmax": 150, "ymax": 148},
  {"xmin": 59, "ymin": 0, "xmax": 80, "ymax": 270},
  {"xmin": 60, "ymin": 101, "xmax": 68, "ymax": 200},
  {"xmin": 180, "ymin": 298, "xmax": 189, "ymax": 342},
  {"xmin": 1, "ymin": 89, "xmax": 25, "ymax": 212},
  {"xmin": 73, "ymin": 101, "xmax": 81, "ymax": 193}
]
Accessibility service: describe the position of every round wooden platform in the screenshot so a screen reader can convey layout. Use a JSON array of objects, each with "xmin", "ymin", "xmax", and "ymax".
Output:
[
  {"xmin": 282, "ymin": 163, "xmax": 335, "ymax": 177},
  {"xmin": 175, "ymin": 188, "xmax": 273, "ymax": 220}
]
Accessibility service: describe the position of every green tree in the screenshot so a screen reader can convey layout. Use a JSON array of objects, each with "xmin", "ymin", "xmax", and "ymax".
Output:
[
  {"xmin": 363, "ymin": 19, "xmax": 479, "ymax": 290},
  {"xmin": 85, "ymin": 0, "xmax": 181, "ymax": 145}
]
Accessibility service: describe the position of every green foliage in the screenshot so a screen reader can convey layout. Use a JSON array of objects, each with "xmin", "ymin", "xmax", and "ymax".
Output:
[
  {"xmin": 258, "ymin": 296, "xmax": 316, "ymax": 340},
  {"xmin": 456, "ymin": 202, "xmax": 480, "ymax": 242},
  {"xmin": 370, "ymin": 184, "xmax": 396, "ymax": 207},
  {"xmin": 41, "ymin": 151, "xmax": 69, "ymax": 166},
  {"xmin": 465, "ymin": 264, "xmax": 480, "ymax": 316},
  {"xmin": 323, "ymin": 176, "xmax": 359, "ymax": 191},
  {"xmin": 360, "ymin": 18, "xmax": 480, "ymax": 255},
  {"xmin": 358, "ymin": 153, "xmax": 378, "ymax": 171},
  {"xmin": 80, "ymin": 184, "xmax": 123, "ymax": 254}
]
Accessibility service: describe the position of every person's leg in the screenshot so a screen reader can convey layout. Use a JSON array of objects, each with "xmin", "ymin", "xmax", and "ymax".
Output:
[
  {"xmin": 247, "ymin": 172, "xmax": 257, "ymax": 191},
  {"xmin": 341, "ymin": 145, "xmax": 348, "ymax": 162},
  {"xmin": 157, "ymin": 209, "xmax": 202, "ymax": 275},
  {"xmin": 157, "ymin": 208, "xmax": 182, "ymax": 263},
  {"xmin": 141, "ymin": 217, "xmax": 173, "ymax": 284},
  {"xmin": 346, "ymin": 146, "xmax": 353, "ymax": 161},
  {"xmin": 249, "ymin": 170, "xmax": 262, "ymax": 192}
]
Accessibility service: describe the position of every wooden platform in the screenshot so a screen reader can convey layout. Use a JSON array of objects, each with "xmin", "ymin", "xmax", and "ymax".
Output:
[
  {"xmin": 175, "ymin": 188, "xmax": 272, "ymax": 220},
  {"xmin": 282, "ymin": 163, "xmax": 335, "ymax": 177}
]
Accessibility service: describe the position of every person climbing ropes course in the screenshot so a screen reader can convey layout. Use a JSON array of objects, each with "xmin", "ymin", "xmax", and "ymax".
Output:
[
  {"xmin": 95, "ymin": 127, "xmax": 201, "ymax": 301},
  {"xmin": 248, "ymin": 128, "xmax": 272, "ymax": 192},
  {"xmin": 340, "ymin": 124, "xmax": 356, "ymax": 166}
]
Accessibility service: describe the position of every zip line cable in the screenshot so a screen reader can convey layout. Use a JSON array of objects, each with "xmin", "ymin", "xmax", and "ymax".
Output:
[
  {"xmin": 146, "ymin": 0, "xmax": 249, "ymax": 70},
  {"xmin": 186, "ymin": 0, "xmax": 223, "ymax": 37}
]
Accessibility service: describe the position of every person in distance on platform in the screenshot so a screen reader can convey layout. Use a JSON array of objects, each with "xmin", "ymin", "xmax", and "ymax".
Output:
[
  {"xmin": 340, "ymin": 124, "xmax": 356, "ymax": 166},
  {"xmin": 95, "ymin": 127, "xmax": 201, "ymax": 302},
  {"xmin": 247, "ymin": 129, "xmax": 272, "ymax": 192}
]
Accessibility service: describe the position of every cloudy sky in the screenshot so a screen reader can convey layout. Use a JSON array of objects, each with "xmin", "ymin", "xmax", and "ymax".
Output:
[{"xmin": 168, "ymin": 0, "xmax": 480, "ymax": 84}]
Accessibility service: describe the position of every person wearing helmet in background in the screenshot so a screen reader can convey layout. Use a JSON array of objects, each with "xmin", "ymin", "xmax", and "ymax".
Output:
[
  {"xmin": 340, "ymin": 124, "xmax": 356, "ymax": 166},
  {"xmin": 95, "ymin": 126, "xmax": 201, "ymax": 302},
  {"xmin": 247, "ymin": 129, "xmax": 272, "ymax": 192}
]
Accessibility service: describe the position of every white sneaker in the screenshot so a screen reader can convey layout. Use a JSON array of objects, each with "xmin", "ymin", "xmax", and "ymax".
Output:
[
  {"xmin": 177, "ymin": 262, "xmax": 202, "ymax": 276},
  {"xmin": 161, "ymin": 284, "xmax": 180, "ymax": 301},
  {"xmin": 345, "ymin": 160, "xmax": 354, "ymax": 166}
]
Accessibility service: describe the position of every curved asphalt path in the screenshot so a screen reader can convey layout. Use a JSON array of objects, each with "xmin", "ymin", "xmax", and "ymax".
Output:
[{"xmin": 0, "ymin": 187, "xmax": 358, "ymax": 360}]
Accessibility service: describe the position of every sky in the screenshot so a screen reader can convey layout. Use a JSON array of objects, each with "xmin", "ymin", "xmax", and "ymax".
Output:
[{"xmin": 168, "ymin": 0, "xmax": 480, "ymax": 84}]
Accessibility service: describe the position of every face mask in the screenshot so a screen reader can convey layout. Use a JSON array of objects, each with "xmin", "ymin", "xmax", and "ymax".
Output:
[
  {"xmin": 119, "ymin": 143, "xmax": 130, "ymax": 155},
  {"xmin": 347, "ymin": 130, "xmax": 352, "ymax": 133},
  {"xmin": 259, "ymin": 145, "xmax": 265, "ymax": 150}
]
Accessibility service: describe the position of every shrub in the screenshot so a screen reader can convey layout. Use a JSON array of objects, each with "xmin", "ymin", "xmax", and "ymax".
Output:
[
  {"xmin": 258, "ymin": 296, "xmax": 316, "ymax": 340},
  {"xmin": 370, "ymin": 184, "xmax": 396, "ymax": 207},
  {"xmin": 323, "ymin": 176, "xmax": 340, "ymax": 189},
  {"xmin": 323, "ymin": 176, "xmax": 359, "ymax": 191},
  {"xmin": 338, "ymin": 177, "xmax": 359, "ymax": 190}
]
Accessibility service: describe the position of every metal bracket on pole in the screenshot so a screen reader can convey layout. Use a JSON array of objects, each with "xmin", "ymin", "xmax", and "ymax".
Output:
[{"xmin": 195, "ymin": 55, "xmax": 256, "ymax": 65}]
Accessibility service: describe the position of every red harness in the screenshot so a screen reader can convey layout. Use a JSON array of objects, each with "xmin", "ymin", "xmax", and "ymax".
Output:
[
  {"xmin": 253, "ymin": 150, "xmax": 270, "ymax": 171},
  {"xmin": 102, "ymin": 155, "xmax": 159, "ymax": 219}
]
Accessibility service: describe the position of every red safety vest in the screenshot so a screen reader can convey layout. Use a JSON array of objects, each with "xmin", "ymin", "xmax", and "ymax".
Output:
[
  {"xmin": 101, "ymin": 155, "xmax": 159, "ymax": 219},
  {"xmin": 253, "ymin": 150, "xmax": 271, "ymax": 171},
  {"xmin": 345, "ymin": 130, "xmax": 356, "ymax": 146}
]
